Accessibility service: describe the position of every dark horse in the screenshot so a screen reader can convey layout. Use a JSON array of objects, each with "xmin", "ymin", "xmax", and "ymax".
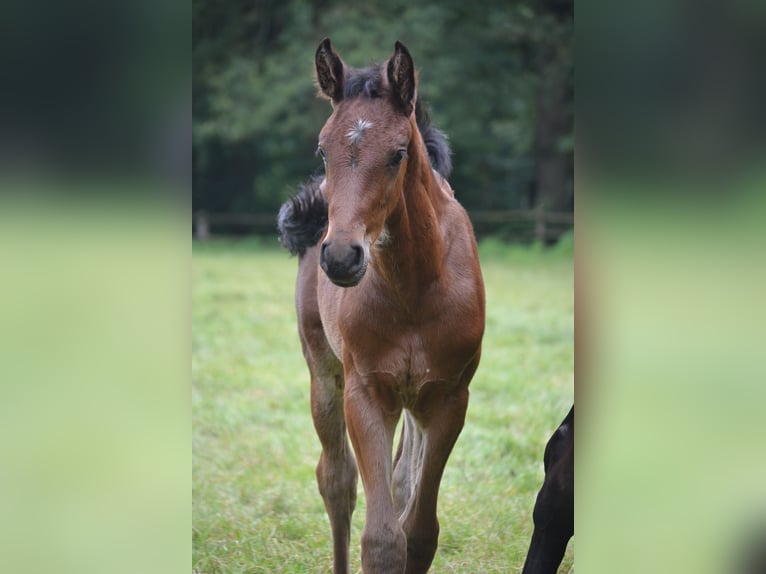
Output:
[
  {"xmin": 522, "ymin": 406, "xmax": 574, "ymax": 574},
  {"xmin": 278, "ymin": 39, "xmax": 485, "ymax": 573}
]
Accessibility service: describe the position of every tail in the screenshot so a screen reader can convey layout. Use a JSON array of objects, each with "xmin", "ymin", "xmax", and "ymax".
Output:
[{"xmin": 277, "ymin": 175, "xmax": 328, "ymax": 256}]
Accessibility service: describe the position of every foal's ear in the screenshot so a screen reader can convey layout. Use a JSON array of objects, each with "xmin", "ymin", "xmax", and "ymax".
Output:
[
  {"xmin": 315, "ymin": 38, "xmax": 345, "ymax": 104},
  {"xmin": 387, "ymin": 41, "xmax": 416, "ymax": 116}
]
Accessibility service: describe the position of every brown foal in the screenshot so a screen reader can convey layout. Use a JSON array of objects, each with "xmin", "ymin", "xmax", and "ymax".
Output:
[{"xmin": 278, "ymin": 39, "xmax": 485, "ymax": 574}]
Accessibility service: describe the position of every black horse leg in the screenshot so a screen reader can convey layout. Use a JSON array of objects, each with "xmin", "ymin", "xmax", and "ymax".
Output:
[{"xmin": 522, "ymin": 406, "xmax": 574, "ymax": 574}]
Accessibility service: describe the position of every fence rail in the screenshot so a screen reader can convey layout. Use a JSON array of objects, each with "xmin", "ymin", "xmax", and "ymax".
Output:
[{"xmin": 193, "ymin": 209, "xmax": 573, "ymax": 242}]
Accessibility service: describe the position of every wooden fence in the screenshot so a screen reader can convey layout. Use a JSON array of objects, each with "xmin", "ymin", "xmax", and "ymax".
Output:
[{"xmin": 193, "ymin": 208, "xmax": 573, "ymax": 243}]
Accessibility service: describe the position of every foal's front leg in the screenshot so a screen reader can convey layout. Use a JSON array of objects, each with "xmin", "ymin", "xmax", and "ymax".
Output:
[
  {"xmin": 344, "ymin": 370, "xmax": 405, "ymax": 574},
  {"xmin": 309, "ymin": 361, "xmax": 358, "ymax": 574},
  {"xmin": 400, "ymin": 379, "xmax": 473, "ymax": 574}
]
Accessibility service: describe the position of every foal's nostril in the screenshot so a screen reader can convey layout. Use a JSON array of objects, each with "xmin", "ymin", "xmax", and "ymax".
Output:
[{"xmin": 350, "ymin": 244, "xmax": 364, "ymax": 268}]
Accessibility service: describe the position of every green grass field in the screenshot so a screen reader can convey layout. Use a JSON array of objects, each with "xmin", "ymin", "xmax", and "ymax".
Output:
[{"xmin": 192, "ymin": 237, "xmax": 574, "ymax": 573}]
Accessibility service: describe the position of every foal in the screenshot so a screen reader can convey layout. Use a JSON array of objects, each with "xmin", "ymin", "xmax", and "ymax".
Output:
[{"xmin": 279, "ymin": 39, "xmax": 485, "ymax": 573}]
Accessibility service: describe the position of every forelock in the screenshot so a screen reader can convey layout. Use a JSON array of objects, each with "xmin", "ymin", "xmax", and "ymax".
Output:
[{"xmin": 343, "ymin": 66, "xmax": 386, "ymax": 99}]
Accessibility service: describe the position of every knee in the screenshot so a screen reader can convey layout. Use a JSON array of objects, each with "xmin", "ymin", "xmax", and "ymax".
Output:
[
  {"xmin": 361, "ymin": 524, "xmax": 407, "ymax": 573},
  {"xmin": 532, "ymin": 470, "xmax": 573, "ymax": 539},
  {"xmin": 316, "ymin": 453, "xmax": 358, "ymax": 502},
  {"xmin": 400, "ymin": 515, "xmax": 439, "ymax": 574},
  {"xmin": 405, "ymin": 529, "xmax": 439, "ymax": 573}
]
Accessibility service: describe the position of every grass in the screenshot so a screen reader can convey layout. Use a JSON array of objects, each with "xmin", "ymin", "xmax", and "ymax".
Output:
[{"xmin": 193, "ymin": 237, "xmax": 574, "ymax": 573}]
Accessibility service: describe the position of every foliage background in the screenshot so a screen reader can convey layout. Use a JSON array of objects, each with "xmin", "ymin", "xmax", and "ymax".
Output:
[{"xmin": 192, "ymin": 0, "xmax": 573, "ymax": 219}]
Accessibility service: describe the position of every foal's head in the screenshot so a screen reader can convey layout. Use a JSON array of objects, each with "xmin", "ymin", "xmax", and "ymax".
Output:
[{"xmin": 314, "ymin": 39, "xmax": 418, "ymax": 287}]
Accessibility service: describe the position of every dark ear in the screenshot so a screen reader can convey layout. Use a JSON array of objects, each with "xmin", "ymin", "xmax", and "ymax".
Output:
[
  {"xmin": 315, "ymin": 38, "xmax": 345, "ymax": 103},
  {"xmin": 387, "ymin": 41, "xmax": 416, "ymax": 116}
]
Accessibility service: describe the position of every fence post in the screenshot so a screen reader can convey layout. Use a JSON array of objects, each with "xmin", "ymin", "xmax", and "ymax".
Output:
[
  {"xmin": 195, "ymin": 211, "xmax": 210, "ymax": 241},
  {"xmin": 534, "ymin": 205, "xmax": 546, "ymax": 243}
]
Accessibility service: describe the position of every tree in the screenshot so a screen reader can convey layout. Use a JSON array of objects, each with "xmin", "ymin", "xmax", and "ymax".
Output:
[{"xmin": 193, "ymin": 0, "xmax": 573, "ymax": 239}]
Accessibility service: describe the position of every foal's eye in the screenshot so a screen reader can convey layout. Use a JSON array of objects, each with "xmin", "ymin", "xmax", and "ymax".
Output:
[
  {"xmin": 316, "ymin": 146, "xmax": 326, "ymax": 163},
  {"xmin": 388, "ymin": 149, "xmax": 408, "ymax": 168}
]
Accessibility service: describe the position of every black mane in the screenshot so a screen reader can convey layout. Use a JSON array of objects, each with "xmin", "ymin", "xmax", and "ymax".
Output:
[{"xmin": 415, "ymin": 102, "xmax": 452, "ymax": 180}]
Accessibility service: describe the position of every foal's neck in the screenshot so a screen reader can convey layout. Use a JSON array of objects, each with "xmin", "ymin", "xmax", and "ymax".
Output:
[{"xmin": 374, "ymin": 120, "xmax": 447, "ymax": 293}]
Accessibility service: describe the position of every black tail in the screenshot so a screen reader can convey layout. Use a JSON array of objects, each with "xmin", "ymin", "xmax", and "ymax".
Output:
[{"xmin": 277, "ymin": 176, "xmax": 328, "ymax": 256}]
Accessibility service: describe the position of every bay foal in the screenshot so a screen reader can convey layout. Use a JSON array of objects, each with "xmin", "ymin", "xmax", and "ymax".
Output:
[{"xmin": 278, "ymin": 39, "xmax": 485, "ymax": 573}]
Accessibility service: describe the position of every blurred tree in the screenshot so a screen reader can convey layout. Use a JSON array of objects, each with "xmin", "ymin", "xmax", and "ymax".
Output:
[{"xmin": 193, "ymin": 0, "xmax": 572, "ymax": 237}]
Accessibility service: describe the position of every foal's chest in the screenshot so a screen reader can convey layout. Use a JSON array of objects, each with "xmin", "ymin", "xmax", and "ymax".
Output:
[
  {"xmin": 318, "ymin": 261, "xmax": 484, "ymax": 401},
  {"xmin": 342, "ymin": 293, "xmax": 480, "ymax": 395}
]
